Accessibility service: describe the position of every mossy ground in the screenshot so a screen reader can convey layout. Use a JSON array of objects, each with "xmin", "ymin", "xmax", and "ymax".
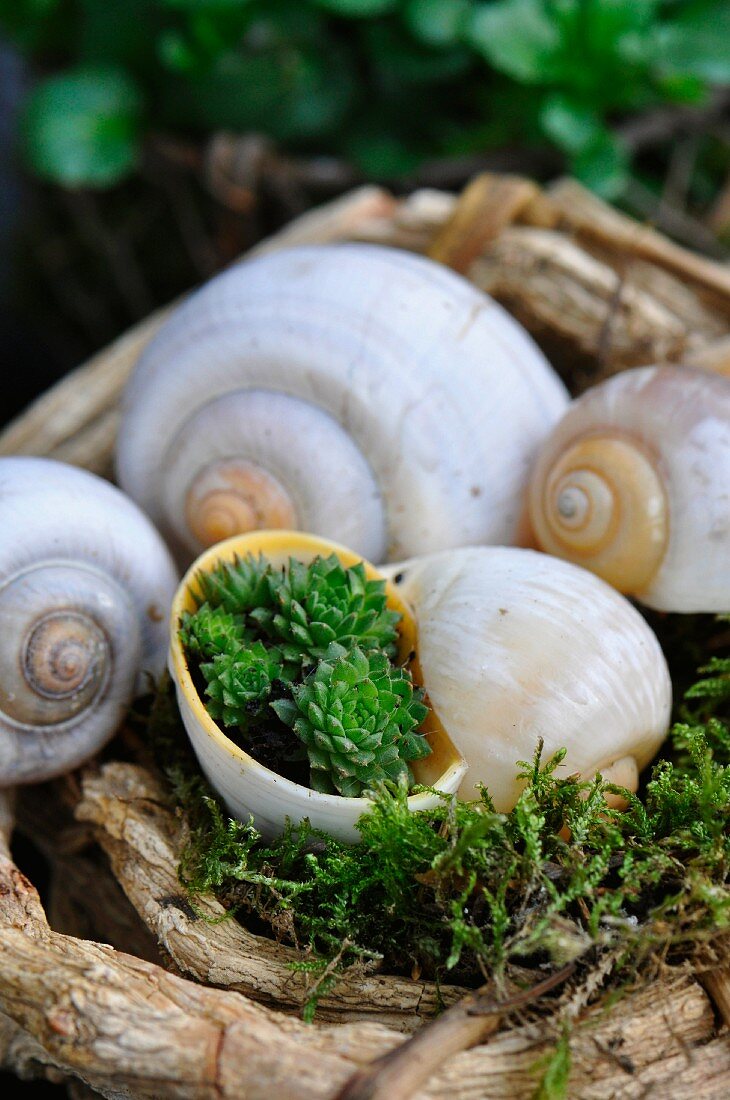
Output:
[{"xmin": 147, "ymin": 612, "xmax": 730, "ymax": 1049}]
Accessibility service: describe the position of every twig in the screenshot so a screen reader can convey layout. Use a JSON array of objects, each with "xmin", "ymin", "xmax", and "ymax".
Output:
[
  {"xmin": 595, "ymin": 263, "xmax": 628, "ymax": 373},
  {"xmin": 617, "ymin": 89, "xmax": 730, "ymax": 152},
  {"xmin": 660, "ymin": 135, "xmax": 702, "ymax": 221},
  {"xmin": 334, "ymin": 963, "xmax": 575, "ymax": 1100},
  {"xmin": 701, "ymin": 966, "xmax": 730, "ymax": 1030},
  {"xmin": 623, "ymin": 178, "xmax": 729, "ymax": 262}
]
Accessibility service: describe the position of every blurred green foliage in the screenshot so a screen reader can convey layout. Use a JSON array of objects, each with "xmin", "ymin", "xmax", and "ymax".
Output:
[{"xmin": 2, "ymin": 0, "xmax": 729, "ymax": 196}]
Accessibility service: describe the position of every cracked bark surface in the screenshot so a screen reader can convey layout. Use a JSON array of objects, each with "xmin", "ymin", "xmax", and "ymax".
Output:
[
  {"xmin": 2, "ymin": 769, "xmax": 729, "ymax": 1097},
  {"xmin": 75, "ymin": 762, "xmax": 462, "ymax": 1031}
]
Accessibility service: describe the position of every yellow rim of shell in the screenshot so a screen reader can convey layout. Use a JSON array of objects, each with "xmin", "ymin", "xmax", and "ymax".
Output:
[
  {"xmin": 169, "ymin": 529, "xmax": 466, "ymax": 803},
  {"xmin": 529, "ymin": 434, "xmax": 669, "ymax": 594}
]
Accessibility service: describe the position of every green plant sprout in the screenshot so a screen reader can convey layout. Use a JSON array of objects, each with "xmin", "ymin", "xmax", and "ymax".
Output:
[{"xmin": 272, "ymin": 645, "xmax": 430, "ymax": 796}]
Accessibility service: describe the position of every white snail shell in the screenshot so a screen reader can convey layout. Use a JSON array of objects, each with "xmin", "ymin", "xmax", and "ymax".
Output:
[
  {"xmin": 0, "ymin": 457, "xmax": 179, "ymax": 784},
  {"xmin": 528, "ymin": 365, "xmax": 730, "ymax": 611},
  {"xmin": 385, "ymin": 547, "xmax": 671, "ymax": 811},
  {"xmin": 117, "ymin": 243, "xmax": 568, "ymax": 563}
]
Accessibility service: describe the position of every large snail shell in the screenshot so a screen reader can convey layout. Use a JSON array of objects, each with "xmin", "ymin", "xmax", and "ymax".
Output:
[
  {"xmin": 385, "ymin": 547, "xmax": 671, "ymax": 811},
  {"xmin": 528, "ymin": 365, "xmax": 730, "ymax": 611},
  {"xmin": 0, "ymin": 457, "xmax": 179, "ymax": 784},
  {"xmin": 117, "ymin": 243, "xmax": 568, "ymax": 563}
]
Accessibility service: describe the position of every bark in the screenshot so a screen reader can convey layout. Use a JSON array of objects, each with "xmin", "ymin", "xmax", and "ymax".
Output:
[
  {"xmin": 75, "ymin": 762, "xmax": 463, "ymax": 1031},
  {"xmin": 2, "ymin": 780, "xmax": 730, "ymax": 1100}
]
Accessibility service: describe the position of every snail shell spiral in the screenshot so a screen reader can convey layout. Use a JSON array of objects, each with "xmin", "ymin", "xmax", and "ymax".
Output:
[
  {"xmin": 117, "ymin": 243, "xmax": 568, "ymax": 562},
  {"xmin": 0, "ymin": 458, "xmax": 179, "ymax": 784},
  {"xmin": 528, "ymin": 365, "xmax": 730, "ymax": 612}
]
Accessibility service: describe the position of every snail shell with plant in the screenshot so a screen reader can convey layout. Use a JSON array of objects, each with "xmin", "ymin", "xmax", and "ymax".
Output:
[
  {"xmin": 528, "ymin": 365, "xmax": 730, "ymax": 612},
  {"xmin": 117, "ymin": 243, "xmax": 568, "ymax": 563},
  {"xmin": 168, "ymin": 530, "xmax": 468, "ymax": 843},
  {"xmin": 0, "ymin": 457, "xmax": 178, "ymax": 785}
]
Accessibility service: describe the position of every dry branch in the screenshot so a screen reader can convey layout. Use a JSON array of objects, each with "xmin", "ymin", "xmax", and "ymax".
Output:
[
  {"xmin": 335, "ymin": 964, "xmax": 575, "ymax": 1100},
  {"xmin": 1, "ymin": 777, "xmax": 729, "ymax": 1099},
  {"xmin": 76, "ymin": 762, "xmax": 463, "ymax": 1031},
  {"xmin": 538, "ymin": 178, "xmax": 730, "ymax": 306},
  {"xmin": 471, "ymin": 227, "xmax": 699, "ymax": 373}
]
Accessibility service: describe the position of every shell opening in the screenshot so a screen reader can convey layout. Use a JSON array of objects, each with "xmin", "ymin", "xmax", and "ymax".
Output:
[
  {"xmin": 185, "ymin": 460, "xmax": 298, "ymax": 548},
  {"xmin": 529, "ymin": 434, "xmax": 669, "ymax": 593}
]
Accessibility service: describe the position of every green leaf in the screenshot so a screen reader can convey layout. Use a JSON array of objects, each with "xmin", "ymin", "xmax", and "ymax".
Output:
[
  {"xmin": 572, "ymin": 129, "xmax": 629, "ymax": 200},
  {"xmin": 345, "ymin": 131, "xmax": 424, "ymax": 178},
  {"xmin": 76, "ymin": 0, "xmax": 166, "ymax": 74},
  {"xmin": 539, "ymin": 94, "xmax": 602, "ymax": 154},
  {"xmin": 467, "ymin": 0, "xmax": 560, "ymax": 83},
  {"xmin": 22, "ymin": 66, "xmax": 142, "ymax": 187},
  {"xmin": 404, "ymin": 0, "xmax": 473, "ymax": 48},
  {"xmin": 160, "ymin": 45, "xmax": 352, "ymax": 140},
  {"xmin": 532, "ymin": 1022, "xmax": 572, "ymax": 1099},
  {"xmin": 656, "ymin": 1, "xmax": 730, "ymax": 84},
  {"xmin": 312, "ymin": 0, "xmax": 397, "ymax": 15}
]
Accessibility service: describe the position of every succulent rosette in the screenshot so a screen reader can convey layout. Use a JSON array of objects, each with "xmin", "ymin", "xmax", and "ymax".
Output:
[{"xmin": 272, "ymin": 646, "xmax": 430, "ymax": 797}]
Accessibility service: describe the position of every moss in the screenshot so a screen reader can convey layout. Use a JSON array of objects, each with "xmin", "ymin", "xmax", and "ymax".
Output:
[
  {"xmin": 531, "ymin": 1023, "xmax": 572, "ymax": 1100},
  {"xmin": 150, "ymin": 613, "xmax": 730, "ymax": 1020}
]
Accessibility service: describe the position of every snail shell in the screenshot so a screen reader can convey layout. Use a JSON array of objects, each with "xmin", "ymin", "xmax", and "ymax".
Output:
[
  {"xmin": 168, "ymin": 530, "xmax": 467, "ymax": 843},
  {"xmin": 0, "ymin": 457, "xmax": 179, "ymax": 784},
  {"xmin": 117, "ymin": 243, "xmax": 568, "ymax": 563},
  {"xmin": 528, "ymin": 365, "xmax": 730, "ymax": 611},
  {"xmin": 385, "ymin": 547, "xmax": 671, "ymax": 811}
]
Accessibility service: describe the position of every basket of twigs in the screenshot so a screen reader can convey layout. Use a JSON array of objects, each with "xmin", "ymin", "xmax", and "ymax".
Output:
[{"xmin": 1, "ymin": 174, "xmax": 729, "ymax": 1099}]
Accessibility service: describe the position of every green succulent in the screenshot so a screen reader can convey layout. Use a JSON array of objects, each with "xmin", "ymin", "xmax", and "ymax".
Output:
[
  {"xmin": 179, "ymin": 603, "xmax": 249, "ymax": 660},
  {"xmin": 193, "ymin": 553, "xmax": 274, "ymax": 616},
  {"xmin": 272, "ymin": 645, "xmax": 430, "ymax": 797},
  {"xmin": 261, "ymin": 555, "xmax": 400, "ymax": 666},
  {"xmin": 202, "ymin": 642, "xmax": 290, "ymax": 729}
]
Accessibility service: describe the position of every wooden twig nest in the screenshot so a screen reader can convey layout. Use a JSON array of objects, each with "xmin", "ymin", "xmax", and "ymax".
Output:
[{"xmin": 1, "ymin": 175, "xmax": 729, "ymax": 1098}]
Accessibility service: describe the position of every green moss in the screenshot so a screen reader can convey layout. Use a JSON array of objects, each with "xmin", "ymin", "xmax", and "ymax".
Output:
[
  {"xmin": 152, "ymin": 613, "xmax": 730, "ymax": 1021},
  {"xmin": 531, "ymin": 1022, "xmax": 572, "ymax": 1100}
]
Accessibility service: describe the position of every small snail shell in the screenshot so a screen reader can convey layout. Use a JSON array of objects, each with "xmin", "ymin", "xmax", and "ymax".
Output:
[
  {"xmin": 117, "ymin": 243, "xmax": 568, "ymax": 563},
  {"xmin": 528, "ymin": 365, "xmax": 730, "ymax": 611},
  {"xmin": 385, "ymin": 547, "xmax": 671, "ymax": 811},
  {"xmin": 168, "ymin": 530, "xmax": 467, "ymax": 843},
  {"xmin": 0, "ymin": 457, "xmax": 179, "ymax": 784}
]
